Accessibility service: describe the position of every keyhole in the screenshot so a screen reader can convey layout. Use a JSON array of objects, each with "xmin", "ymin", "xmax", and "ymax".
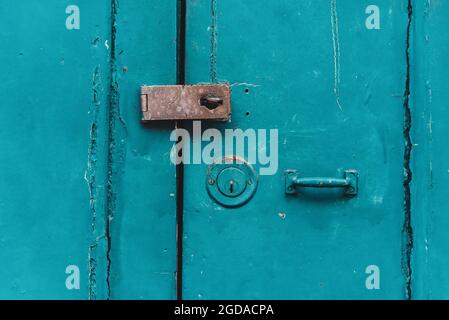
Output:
[
  {"xmin": 200, "ymin": 95, "xmax": 224, "ymax": 110},
  {"xmin": 214, "ymin": 167, "xmax": 247, "ymax": 198},
  {"xmin": 229, "ymin": 180, "xmax": 235, "ymax": 194}
]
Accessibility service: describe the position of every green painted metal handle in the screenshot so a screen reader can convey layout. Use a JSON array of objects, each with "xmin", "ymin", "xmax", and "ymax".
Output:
[
  {"xmin": 285, "ymin": 170, "xmax": 359, "ymax": 196},
  {"xmin": 294, "ymin": 177, "xmax": 350, "ymax": 188}
]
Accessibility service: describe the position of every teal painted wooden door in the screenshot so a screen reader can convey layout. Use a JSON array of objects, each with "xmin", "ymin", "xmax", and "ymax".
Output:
[
  {"xmin": 182, "ymin": 0, "xmax": 409, "ymax": 299},
  {"xmin": 1, "ymin": 0, "xmax": 449, "ymax": 300}
]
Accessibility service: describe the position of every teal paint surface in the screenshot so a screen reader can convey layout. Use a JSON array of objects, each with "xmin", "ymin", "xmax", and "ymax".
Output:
[
  {"xmin": 183, "ymin": 0, "xmax": 409, "ymax": 299},
  {"xmin": 0, "ymin": 0, "xmax": 111, "ymax": 299},
  {"xmin": 109, "ymin": 0, "xmax": 177, "ymax": 300},
  {"xmin": 0, "ymin": 1, "xmax": 176, "ymax": 299},
  {"xmin": 411, "ymin": 0, "xmax": 449, "ymax": 300},
  {"xmin": 0, "ymin": 0, "xmax": 449, "ymax": 300}
]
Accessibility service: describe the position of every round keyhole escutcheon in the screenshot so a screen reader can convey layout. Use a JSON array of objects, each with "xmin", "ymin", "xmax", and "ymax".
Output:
[{"xmin": 206, "ymin": 157, "xmax": 258, "ymax": 208}]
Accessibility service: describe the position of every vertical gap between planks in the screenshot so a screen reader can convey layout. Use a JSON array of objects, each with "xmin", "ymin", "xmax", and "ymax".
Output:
[{"xmin": 176, "ymin": 0, "xmax": 187, "ymax": 301}]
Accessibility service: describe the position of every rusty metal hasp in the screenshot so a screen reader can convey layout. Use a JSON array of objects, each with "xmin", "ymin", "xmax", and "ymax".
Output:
[{"xmin": 140, "ymin": 84, "xmax": 231, "ymax": 121}]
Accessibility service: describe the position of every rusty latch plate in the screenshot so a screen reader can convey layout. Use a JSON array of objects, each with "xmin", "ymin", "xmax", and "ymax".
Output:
[{"xmin": 141, "ymin": 84, "xmax": 231, "ymax": 121}]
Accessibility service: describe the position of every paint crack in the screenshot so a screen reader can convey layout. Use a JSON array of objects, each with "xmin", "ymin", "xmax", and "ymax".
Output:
[
  {"xmin": 402, "ymin": 0, "xmax": 414, "ymax": 301},
  {"xmin": 330, "ymin": 0, "xmax": 342, "ymax": 110},
  {"xmin": 104, "ymin": 0, "xmax": 120, "ymax": 300}
]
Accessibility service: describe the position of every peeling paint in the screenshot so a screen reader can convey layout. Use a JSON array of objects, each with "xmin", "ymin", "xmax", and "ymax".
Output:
[
  {"xmin": 330, "ymin": 0, "xmax": 342, "ymax": 110},
  {"xmin": 87, "ymin": 66, "xmax": 101, "ymax": 232},
  {"xmin": 230, "ymin": 82, "xmax": 260, "ymax": 88},
  {"xmin": 88, "ymin": 243, "xmax": 98, "ymax": 300},
  {"xmin": 104, "ymin": 0, "xmax": 129, "ymax": 300},
  {"xmin": 86, "ymin": 65, "xmax": 101, "ymax": 299}
]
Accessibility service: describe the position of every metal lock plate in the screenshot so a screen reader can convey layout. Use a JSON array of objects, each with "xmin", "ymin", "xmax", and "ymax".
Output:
[
  {"xmin": 141, "ymin": 84, "xmax": 231, "ymax": 121},
  {"xmin": 206, "ymin": 157, "xmax": 258, "ymax": 208}
]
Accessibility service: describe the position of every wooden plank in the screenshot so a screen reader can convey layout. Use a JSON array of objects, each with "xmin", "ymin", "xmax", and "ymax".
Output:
[
  {"xmin": 0, "ymin": 0, "xmax": 111, "ymax": 299},
  {"xmin": 108, "ymin": 0, "xmax": 178, "ymax": 299},
  {"xmin": 183, "ymin": 0, "xmax": 408, "ymax": 299}
]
